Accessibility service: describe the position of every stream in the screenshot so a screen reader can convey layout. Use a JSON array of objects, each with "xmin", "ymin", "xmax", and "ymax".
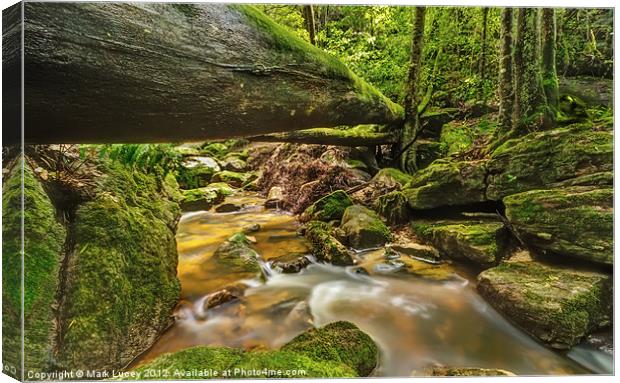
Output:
[{"xmin": 135, "ymin": 192, "xmax": 610, "ymax": 376}]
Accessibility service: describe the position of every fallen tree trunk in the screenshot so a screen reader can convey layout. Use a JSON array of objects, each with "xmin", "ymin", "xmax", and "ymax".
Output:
[
  {"xmin": 8, "ymin": 3, "xmax": 403, "ymax": 144},
  {"xmin": 247, "ymin": 125, "xmax": 397, "ymax": 146}
]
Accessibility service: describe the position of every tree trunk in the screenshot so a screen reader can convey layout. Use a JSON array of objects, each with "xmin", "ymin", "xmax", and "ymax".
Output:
[
  {"xmin": 541, "ymin": 8, "xmax": 559, "ymax": 127},
  {"xmin": 9, "ymin": 2, "xmax": 402, "ymax": 144},
  {"xmin": 512, "ymin": 8, "xmax": 547, "ymax": 134},
  {"xmin": 400, "ymin": 6, "xmax": 426, "ymax": 173},
  {"xmin": 247, "ymin": 126, "xmax": 397, "ymax": 146},
  {"xmin": 302, "ymin": 5, "xmax": 316, "ymax": 45},
  {"xmin": 497, "ymin": 8, "xmax": 514, "ymax": 135},
  {"xmin": 478, "ymin": 7, "xmax": 489, "ymax": 102}
]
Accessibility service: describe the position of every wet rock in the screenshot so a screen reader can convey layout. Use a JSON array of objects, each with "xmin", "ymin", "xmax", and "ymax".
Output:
[
  {"xmin": 302, "ymin": 190, "xmax": 353, "ymax": 222},
  {"xmin": 272, "ymin": 256, "xmax": 312, "ymax": 274},
  {"xmin": 264, "ymin": 186, "xmax": 285, "ymax": 209},
  {"xmin": 203, "ymin": 288, "xmax": 242, "ymax": 311},
  {"xmin": 211, "ymin": 170, "xmax": 255, "ymax": 188},
  {"xmin": 504, "ymin": 187, "xmax": 612, "ymax": 265},
  {"xmin": 282, "ymin": 321, "xmax": 379, "ymax": 376},
  {"xmin": 403, "ymin": 159, "xmax": 488, "ymax": 210},
  {"xmin": 424, "ymin": 367, "xmax": 515, "ymax": 376},
  {"xmin": 486, "ymin": 124, "xmax": 612, "ymax": 200},
  {"xmin": 284, "ymin": 301, "xmax": 313, "ymax": 327},
  {"xmin": 180, "ymin": 187, "xmax": 225, "ymax": 211},
  {"xmin": 412, "ymin": 219, "xmax": 509, "ymax": 267},
  {"xmin": 374, "ymin": 191, "xmax": 410, "ymax": 225},
  {"xmin": 351, "ymin": 167, "xmax": 411, "ymax": 206},
  {"xmin": 391, "ymin": 243, "xmax": 441, "ymax": 263},
  {"xmin": 477, "ymin": 261, "xmax": 612, "ymax": 349},
  {"xmin": 304, "ymin": 221, "xmax": 354, "ymax": 266},
  {"xmin": 340, "ymin": 205, "xmax": 391, "ymax": 249},
  {"xmin": 242, "ymin": 223, "xmax": 261, "ymax": 234},
  {"xmin": 215, "ymin": 202, "xmax": 244, "ymax": 213},
  {"xmin": 213, "ymin": 233, "xmax": 261, "ymax": 273}
]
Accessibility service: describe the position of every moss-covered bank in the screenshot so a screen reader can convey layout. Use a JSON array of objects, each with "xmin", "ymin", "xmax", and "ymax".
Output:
[
  {"xmin": 129, "ymin": 321, "xmax": 377, "ymax": 379},
  {"xmin": 2, "ymin": 161, "xmax": 67, "ymax": 377}
]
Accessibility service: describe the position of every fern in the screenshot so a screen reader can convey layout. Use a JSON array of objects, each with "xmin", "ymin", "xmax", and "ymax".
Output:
[{"xmin": 97, "ymin": 144, "xmax": 182, "ymax": 175}]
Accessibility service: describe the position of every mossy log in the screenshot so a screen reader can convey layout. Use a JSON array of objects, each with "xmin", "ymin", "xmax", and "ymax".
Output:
[
  {"xmin": 247, "ymin": 125, "xmax": 397, "ymax": 146},
  {"xmin": 10, "ymin": 3, "xmax": 403, "ymax": 144}
]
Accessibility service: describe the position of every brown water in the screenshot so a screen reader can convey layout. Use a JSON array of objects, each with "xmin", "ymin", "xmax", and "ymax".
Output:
[{"xmin": 136, "ymin": 192, "xmax": 602, "ymax": 376}]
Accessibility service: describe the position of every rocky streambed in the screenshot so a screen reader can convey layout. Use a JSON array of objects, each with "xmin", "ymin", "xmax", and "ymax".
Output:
[{"xmin": 130, "ymin": 191, "xmax": 609, "ymax": 376}]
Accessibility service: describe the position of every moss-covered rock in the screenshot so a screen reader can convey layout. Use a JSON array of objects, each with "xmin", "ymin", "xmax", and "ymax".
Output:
[
  {"xmin": 340, "ymin": 205, "xmax": 391, "ymax": 249},
  {"xmin": 439, "ymin": 118, "xmax": 498, "ymax": 156},
  {"xmin": 372, "ymin": 167, "xmax": 412, "ymax": 186},
  {"xmin": 213, "ymin": 233, "xmax": 262, "ymax": 273},
  {"xmin": 180, "ymin": 187, "xmax": 225, "ymax": 211},
  {"xmin": 2, "ymin": 161, "xmax": 66, "ymax": 376},
  {"xmin": 56, "ymin": 161, "xmax": 180, "ymax": 371},
  {"xmin": 403, "ymin": 159, "xmax": 488, "ymax": 210},
  {"xmin": 477, "ymin": 261, "xmax": 612, "ymax": 349},
  {"xmin": 374, "ymin": 191, "xmax": 410, "ymax": 225},
  {"xmin": 412, "ymin": 219, "xmax": 509, "ymax": 267},
  {"xmin": 304, "ymin": 221, "xmax": 353, "ymax": 265},
  {"xmin": 413, "ymin": 140, "xmax": 447, "ymax": 170},
  {"xmin": 282, "ymin": 321, "xmax": 378, "ymax": 376},
  {"xmin": 504, "ymin": 187, "xmax": 612, "ymax": 265},
  {"xmin": 176, "ymin": 157, "xmax": 221, "ymax": 189},
  {"xmin": 211, "ymin": 171, "xmax": 256, "ymax": 188},
  {"xmin": 220, "ymin": 157, "xmax": 247, "ymax": 172},
  {"xmin": 301, "ymin": 190, "xmax": 353, "ymax": 222},
  {"xmin": 487, "ymin": 124, "xmax": 612, "ymax": 200}
]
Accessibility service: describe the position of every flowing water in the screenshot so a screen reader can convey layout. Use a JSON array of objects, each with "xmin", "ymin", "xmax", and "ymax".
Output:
[{"xmin": 136, "ymin": 192, "xmax": 611, "ymax": 376}]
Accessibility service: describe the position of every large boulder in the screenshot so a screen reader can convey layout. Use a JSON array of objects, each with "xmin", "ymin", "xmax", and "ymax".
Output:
[
  {"xmin": 304, "ymin": 221, "xmax": 353, "ymax": 265},
  {"xmin": 301, "ymin": 190, "xmax": 353, "ymax": 222},
  {"xmin": 340, "ymin": 205, "xmax": 391, "ymax": 249},
  {"xmin": 282, "ymin": 321, "xmax": 378, "ymax": 376},
  {"xmin": 504, "ymin": 187, "xmax": 612, "ymax": 265},
  {"xmin": 486, "ymin": 124, "xmax": 613, "ymax": 200},
  {"xmin": 477, "ymin": 261, "xmax": 612, "ymax": 349},
  {"xmin": 403, "ymin": 159, "xmax": 488, "ymax": 210},
  {"xmin": 411, "ymin": 219, "xmax": 509, "ymax": 267}
]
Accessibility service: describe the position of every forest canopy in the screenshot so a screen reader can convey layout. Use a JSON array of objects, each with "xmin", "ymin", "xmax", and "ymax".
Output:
[{"xmin": 259, "ymin": 5, "xmax": 613, "ymax": 105}]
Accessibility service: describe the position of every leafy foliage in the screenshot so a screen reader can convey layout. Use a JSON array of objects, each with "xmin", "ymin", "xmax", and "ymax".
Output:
[{"xmin": 96, "ymin": 144, "xmax": 182, "ymax": 176}]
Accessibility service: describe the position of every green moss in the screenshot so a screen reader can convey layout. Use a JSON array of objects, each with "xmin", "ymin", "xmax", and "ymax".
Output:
[
  {"xmin": 231, "ymin": 5, "xmax": 403, "ymax": 118},
  {"xmin": 487, "ymin": 123, "xmax": 612, "ymax": 199},
  {"xmin": 304, "ymin": 221, "xmax": 352, "ymax": 265},
  {"xmin": 2, "ymin": 161, "xmax": 66, "ymax": 374},
  {"xmin": 57, "ymin": 162, "xmax": 180, "ymax": 370},
  {"xmin": 478, "ymin": 261, "xmax": 612, "ymax": 348},
  {"xmin": 129, "ymin": 346, "xmax": 355, "ymax": 379},
  {"xmin": 504, "ymin": 187, "xmax": 612, "ymax": 265},
  {"xmin": 440, "ymin": 118, "xmax": 498, "ymax": 155},
  {"xmin": 212, "ymin": 171, "xmax": 255, "ymax": 188},
  {"xmin": 282, "ymin": 321, "xmax": 378, "ymax": 376},
  {"xmin": 412, "ymin": 219, "xmax": 507, "ymax": 266},
  {"xmin": 340, "ymin": 205, "xmax": 391, "ymax": 249},
  {"xmin": 375, "ymin": 191, "xmax": 410, "ymax": 225},
  {"xmin": 200, "ymin": 142, "xmax": 229, "ymax": 158},
  {"xmin": 372, "ymin": 167, "xmax": 413, "ymax": 186},
  {"xmin": 302, "ymin": 190, "xmax": 353, "ymax": 222},
  {"xmin": 176, "ymin": 164, "xmax": 216, "ymax": 190},
  {"xmin": 403, "ymin": 159, "xmax": 487, "ymax": 210},
  {"xmin": 213, "ymin": 233, "xmax": 261, "ymax": 273}
]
